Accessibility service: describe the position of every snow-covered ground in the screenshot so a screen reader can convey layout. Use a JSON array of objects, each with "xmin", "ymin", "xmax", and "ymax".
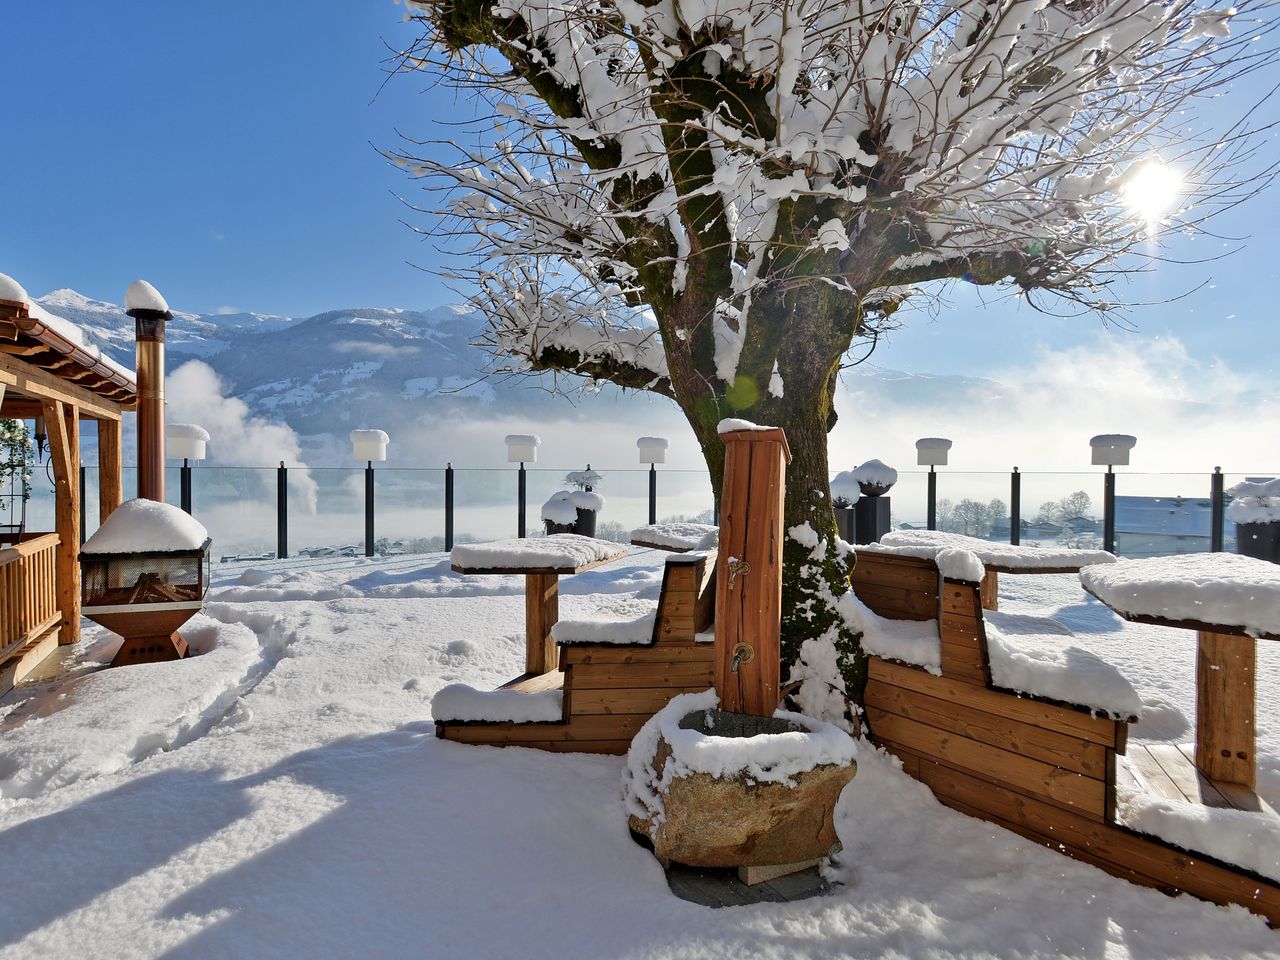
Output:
[{"xmin": 0, "ymin": 551, "xmax": 1277, "ymax": 958}]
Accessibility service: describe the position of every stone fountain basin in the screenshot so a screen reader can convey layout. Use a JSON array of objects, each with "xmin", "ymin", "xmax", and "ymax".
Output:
[{"xmin": 625, "ymin": 692, "xmax": 857, "ymax": 870}]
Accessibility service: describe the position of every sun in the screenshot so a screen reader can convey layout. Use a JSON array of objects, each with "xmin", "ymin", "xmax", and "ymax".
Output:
[{"xmin": 1121, "ymin": 158, "xmax": 1184, "ymax": 224}]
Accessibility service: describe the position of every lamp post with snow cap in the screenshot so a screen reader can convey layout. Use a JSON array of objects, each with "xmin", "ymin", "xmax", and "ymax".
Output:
[
  {"xmin": 916, "ymin": 438, "xmax": 951, "ymax": 531},
  {"xmin": 506, "ymin": 434, "xmax": 540, "ymax": 538},
  {"xmin": 637, "ymin": 437, "xmax": 668, "ymax": 525},
  {"xmin": 352, "ymin": 429, "xmax": 390, "ymax": 557},
  {"xmin": 125, "ymin": 280, "xmax": 172, "ymax": 502},
  {"xmin": 1090, "ymin": 434, "xmax": 1136, "ymax": 554},
  {"xmin": 167, "ymin": 423, "xmax": 209, "ymax": 516}
]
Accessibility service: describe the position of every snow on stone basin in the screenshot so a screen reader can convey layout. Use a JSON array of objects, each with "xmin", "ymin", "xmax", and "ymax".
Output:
[
  {"xmin": 630, "ymin": 522, "xmax": 717, "ymax": 550},
  {"xmin": 879, "ymin": 529, "xmax": 1115, "ymax": 570},
  {"xmin": 431, "ymin": 684, "xmax": 563, "ymax": 723},
  {"xmin": 1081, "ymin": 553, "xmax": 1280, "ymax": 639},
  {"xmin": 81, "ymin": 498, "xmax": 209, "ymax": 554},
  {"xmin": 450, "ymin": 534, "xmax": 625, "ymax": 571}
]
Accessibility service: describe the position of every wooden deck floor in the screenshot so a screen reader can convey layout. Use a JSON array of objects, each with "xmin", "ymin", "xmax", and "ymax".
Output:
[{"xmin": 1119, "ymin": 742, "xmax": 1276, "ymax": 815}]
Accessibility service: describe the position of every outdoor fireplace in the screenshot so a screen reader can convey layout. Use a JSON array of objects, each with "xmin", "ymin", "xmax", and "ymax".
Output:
[{"xmin": 80, "ymin": 499, "xmax": 211, "ymax": 667}]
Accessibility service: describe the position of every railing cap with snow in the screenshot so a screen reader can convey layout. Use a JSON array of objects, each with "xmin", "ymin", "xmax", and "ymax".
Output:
[
  {"xmin": 167, "ymin": 423, "xmax": 210, "ymax": 461},
  {"xmin": 504, "ymin": 434, "xmax": 541, "ymax": 463},
  {"xmin": 350, "ymin": 428, "xmax": 390, "ymax": 462},
  {"xmin": 637, "ymin": 436, "xmax": 668, "ymax": 464}
]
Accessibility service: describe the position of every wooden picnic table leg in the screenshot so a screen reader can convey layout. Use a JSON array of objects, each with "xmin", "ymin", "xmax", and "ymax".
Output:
[
  {"xmin": 524, "ymin": 573, "xmax": 559, "ymax": 674},
  {"xmin": 980, "ymin": 570, "xmax": 999, "ymax": 611},
  {"xmin": 1195, "ymin": 629, "xmax": 1256, "ymax": 789}
]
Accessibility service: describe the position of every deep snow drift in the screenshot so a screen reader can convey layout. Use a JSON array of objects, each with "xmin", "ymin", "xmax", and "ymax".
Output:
[{"xmin": 0, "ymin": 550, "xmax": 1277, "ymax": 959}]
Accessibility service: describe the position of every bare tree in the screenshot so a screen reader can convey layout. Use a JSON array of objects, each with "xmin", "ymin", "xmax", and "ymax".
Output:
[{"xmin": 392, "ymin": 0, "xmax": 1279, "ymax": 722}]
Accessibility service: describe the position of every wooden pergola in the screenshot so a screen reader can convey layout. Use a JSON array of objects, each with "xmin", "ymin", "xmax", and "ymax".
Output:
[{"xmin": 0, "ymin": 295, "xmax": 134, "ymax": 692}]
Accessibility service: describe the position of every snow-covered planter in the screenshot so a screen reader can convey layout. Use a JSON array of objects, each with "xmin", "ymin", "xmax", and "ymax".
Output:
[
  {"xmin": 851, "ymin": 459, "xmax": 898, "ymax": 498},
  {"xmin": 624, "ymin": 690, "xmax": 856, "ymax": 870},
  {"xmin": 542, "ymin": 466, "xmax": 606, "ymax": 536},
  {"xmin": 1228, "ymin": 478, "xmax": 1280, "ymax": 564},
  {"xmin": 829, "ymin": 471, "xmax": 861, "ymax": 543}
]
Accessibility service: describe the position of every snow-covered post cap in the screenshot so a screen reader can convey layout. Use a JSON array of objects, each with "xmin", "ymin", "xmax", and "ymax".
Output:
[
  {"xmin": 916, "ymin": 438, "xmax": 952, "ymax": 466},
  {"xmin": 505, "ymin": 434, "xmax": 540, "ymax": 463},
  {"xmin": 637, "ymin": 436, "xmax": 668, "ymax": 464},
  {"xmin": 852, "ymin": 458, "xmax": 899, "ymax": 496},
  {"xmin": 166, "ymin": 423, "xmax": 210, "ymax": 461},
  {"xmin": 351, "ymin": 428, "xmax": 390, "ymax": 462},
  {"xmin": 1090, "ymin": 434, "xmax": 1136, "ymax": 467},
  {"xmin": 0, "ymin": 272, "xmax": 29, "ymax": 305},
  {"xmin": 124, "ymin": 279, "xmax": 172, "ymax": 319}
]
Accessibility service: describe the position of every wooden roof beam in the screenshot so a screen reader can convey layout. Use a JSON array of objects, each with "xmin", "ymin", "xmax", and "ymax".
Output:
[{"xmin": 0, "ymin": 353, "xmax": 124, "ymax": 421}]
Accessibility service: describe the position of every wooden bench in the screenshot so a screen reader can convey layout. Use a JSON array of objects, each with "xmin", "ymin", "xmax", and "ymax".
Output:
[
  {"xmin": 852, "ymin": 550, "xmax": 1280, "ymax": 926},
  {"xmin": 436, "ymin": 551, "xmax": 716, "ymax": 754}
]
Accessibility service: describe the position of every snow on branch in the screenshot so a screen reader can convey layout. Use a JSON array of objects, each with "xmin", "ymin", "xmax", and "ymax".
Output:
[{"xmin": 395, "ymin": 0, "xmax": 1280, "ymax": 389}]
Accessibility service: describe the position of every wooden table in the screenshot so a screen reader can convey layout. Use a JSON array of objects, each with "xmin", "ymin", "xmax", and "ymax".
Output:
[
  {"xmin": 876, "ymin": 530, "xmax": 1115, "ymax": 610},
  {"xmin": 1080, "ymin": 559, "xmax": 1278, "ymax": 794},
  {"xmin": 451, "ymin": 538, "xmax": 627, "ymax": 674}
]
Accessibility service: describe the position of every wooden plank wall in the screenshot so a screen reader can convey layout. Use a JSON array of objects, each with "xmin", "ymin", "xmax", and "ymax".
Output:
[
  {"xmin": 439, "ymin": 554, "xmax": 717, "ymax": 754},
  {"xmin": 852, "ymin": 551, "xmax": 1280, "ymax": 925}
]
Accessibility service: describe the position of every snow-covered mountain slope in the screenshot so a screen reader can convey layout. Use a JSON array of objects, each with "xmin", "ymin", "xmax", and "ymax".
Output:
[
  {"xmin": 32, "ymin": 290, "xmax": 998, "ymax": 466},
  {"xmin": 36, "ymin": 288, "xmax": 298, "ymax": 358}
]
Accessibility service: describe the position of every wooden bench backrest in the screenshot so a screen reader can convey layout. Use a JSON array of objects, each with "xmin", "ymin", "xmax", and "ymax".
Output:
[
  {"xmin": 653, "ymin": 551, "xmax": 716, "ymax": 644},
  {"xmin": 851, "ymin": 551, "xmax": 991, "ymax": 685}
]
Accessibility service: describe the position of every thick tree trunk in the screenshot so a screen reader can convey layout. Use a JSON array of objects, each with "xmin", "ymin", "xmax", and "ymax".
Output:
[{"xmin": 664, "ymin": 276, "xmax": 866, "ymax": 729}]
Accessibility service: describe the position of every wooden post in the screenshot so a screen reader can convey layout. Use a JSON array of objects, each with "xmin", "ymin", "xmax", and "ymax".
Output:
[
  {"xmin": 524, "ymin": 573, "xmax": 559, "ymax": 674},
  {"xmin": 1195, "ymin": 629, "xmax": 1256, "ymax": 788},
  {"xmin": 97, "ymin": 417, "xmax": 123, "ymax": 524},
  {"xmin": 714, "ymin": 427, "xmax": 790, "ymax": 716},
  {"xmin": 979, "ymin": 570, "xmax": 999, "ymax": 611},
  {"xmin": 42, "ymin": 399, "xmax": 80, "ymax": 645}
]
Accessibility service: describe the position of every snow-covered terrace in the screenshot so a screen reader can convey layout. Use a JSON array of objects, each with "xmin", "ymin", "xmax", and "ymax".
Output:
[{"xmin": 0, "ymin": 549, "xmax": 1277, "ymax": 956}]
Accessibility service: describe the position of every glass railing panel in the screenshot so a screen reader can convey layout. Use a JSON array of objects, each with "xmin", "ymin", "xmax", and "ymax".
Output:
[
  {"xmin": 1112, "ymin": 471, "xmax": 1218, "ymax": 558},
  {"xmin": 188, "ymin": 467, "xmax": 279, "ymax": 560},
  {"xmin": 1015, "ymin": 471, "xmax": 1104, "ymax": 548},
  {"xmin": 451, "ymin": 468, "xmax": 519, "ymax": 543},
  {"xmin": 280, "ymin": 467, "xmax": 366, "ymax": 560},
  {"xmin": 370, "ymin": 469, "xmax": 447, "ymax": 554}
]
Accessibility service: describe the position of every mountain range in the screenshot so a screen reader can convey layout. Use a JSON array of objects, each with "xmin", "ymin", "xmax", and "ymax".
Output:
[{"xmin": 33, "ymin": 289, "xmax": 998, "ymax": 467}]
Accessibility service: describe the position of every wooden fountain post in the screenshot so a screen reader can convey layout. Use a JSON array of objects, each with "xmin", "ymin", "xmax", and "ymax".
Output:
[{"xmin": 714, "ymin": 426, "xmax": 791, "ymax": 716}]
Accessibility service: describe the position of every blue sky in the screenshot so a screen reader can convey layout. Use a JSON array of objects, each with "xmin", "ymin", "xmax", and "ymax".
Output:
[{"xmin": 2, "ymin": 1, "xmax": 1277, "ymax": 384}]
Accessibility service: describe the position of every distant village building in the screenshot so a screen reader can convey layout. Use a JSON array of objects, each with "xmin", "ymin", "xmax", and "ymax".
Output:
[{"xmin": 1114, "ymin": 495, "xmax": 1232, "ymax": 557}]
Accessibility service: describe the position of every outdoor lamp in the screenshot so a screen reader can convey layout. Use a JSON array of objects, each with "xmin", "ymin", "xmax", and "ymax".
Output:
[
  {"xmin": 916, "ymin": 438, "xmax": 951, "ymax": 531},
  {"xmin": 351, "ymin": 429, "xmax": 389, "ymax": 557},
  {"xmin": 1090, "ymin": 434, "xmax": 1137, "ymax": 467},
  {"xmin": 505, "ymin": 434, "xmax": 540, "ymax": 464},
  {"xmin": 167, "ymin": 423, "xmax": 209, "ymax": 516},
  {"xmin": 1090, "ymin": 434, "xmax": 1135, "ymax": 554},
  {"xmin": 506, "ymin": 434, "xmax": 541, "ymax": 537},
  {"xmin": 351, "ymin": 429, "xmax": 390, "ymax": 463},
  {"xmin": 916, "ymin": 437, "xmax": 952, "ymax": 467},
  {"xmin": 638, "ymin": 437, "xmax": 668, "ymax": 524}
]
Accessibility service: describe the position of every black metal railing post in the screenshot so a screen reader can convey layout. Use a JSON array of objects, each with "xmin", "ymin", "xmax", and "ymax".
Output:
[
  {"xmin": 277, "ymin": 461, "xmax": 288, "ymax": 559},
  {"xmin": 365, "ymin": 460, "xmax": 375, "ymax": 557},
  {"xmin": 1210, "ymin": 466, "xmax": 1225, "ymax": 553},
  {"xmin": 927, "ymin": 466, "xmax": 937, "ymax": 531},
  {"xmin": 648, "ymin": 463, "xmax": 657, "ymax": 525},
  {"xmin": 518, "ymin": 463, "xmax": 527, "ymax": 538},
  {"xmin": 445, "ymin": 463, "xmax": 455, "ymax": 551},
  {"xmin": 1010, "ymin": 466, "xmax": 1021, "ymax": 545},
  {"xmin": 180, "ymin": 458, "xmax": 193, "ymax": 515},
  {"xmin": 1103, "ymin": 467, "xmax": 1117, "ymax": 554},
  {"xmin": 79, "ymin": 463, "xmax": 86, "ymax": 544}
]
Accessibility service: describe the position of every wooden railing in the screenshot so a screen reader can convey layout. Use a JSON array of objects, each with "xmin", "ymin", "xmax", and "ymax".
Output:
[{"xmin": 0, "ymin": 533, "xmax": 61, "ymax": 662}]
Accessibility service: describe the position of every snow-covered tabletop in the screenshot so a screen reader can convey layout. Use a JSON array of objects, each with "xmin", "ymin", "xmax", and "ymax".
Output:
[
  {"xmin": 1080, "ymin": 553, "xmax": 1280, "ymax": 640},
  {"xmin": 876, "ymin": 530, "xmax": 1115, "ymax": 572},
  {"xmin": 450, "ymin": 534, "xmax": 627, "ymax": 573},
  {"xmin": 630, "ymin": 522, "xmax": 717, "ymax": 552}
]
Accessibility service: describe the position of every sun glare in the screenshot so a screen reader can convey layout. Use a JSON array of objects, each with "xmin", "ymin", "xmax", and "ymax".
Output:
[{"xmin": 1121, "ymin": 159, "xmax": 1184, "ymax": 224}]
